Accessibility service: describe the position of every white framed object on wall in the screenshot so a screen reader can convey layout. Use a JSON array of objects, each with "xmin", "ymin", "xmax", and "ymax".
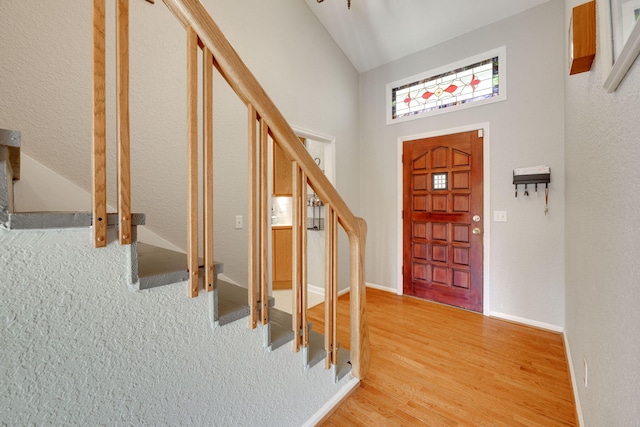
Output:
[{"xmin": 604, "ymin": 0, "xmax": 640, "ymax": 91}]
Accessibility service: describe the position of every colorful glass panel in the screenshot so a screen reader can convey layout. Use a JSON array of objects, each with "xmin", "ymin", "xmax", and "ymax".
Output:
[{"xmin": 386, "ymin": 48, "xmax": 506, "ymax": 124}]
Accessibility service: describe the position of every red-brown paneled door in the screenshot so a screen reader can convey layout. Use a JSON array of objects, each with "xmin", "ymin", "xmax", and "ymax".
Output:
[{"xmin": 402, "ymin": 130, "xmax": 483, "ymax": 312}]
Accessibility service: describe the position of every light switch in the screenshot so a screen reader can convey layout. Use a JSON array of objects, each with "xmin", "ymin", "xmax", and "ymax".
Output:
[
  {"xmin": 235, "ymin": 215, "xmax": 243, "ymax": 229},
  {"xmin": 494, "ymin": 211, "xmax": 507, "ymax": 222}
]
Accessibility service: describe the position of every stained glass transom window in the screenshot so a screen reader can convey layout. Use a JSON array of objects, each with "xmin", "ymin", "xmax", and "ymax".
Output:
[
  {"xmin": 432, "ymin": 173, "xmax": 448, "ymax": 190},
  {"xmin": 386, "ymin": 47, "xmax": 506, "ymax": 125}
]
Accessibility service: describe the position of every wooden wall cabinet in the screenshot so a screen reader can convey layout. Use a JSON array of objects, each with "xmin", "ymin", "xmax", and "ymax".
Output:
[
  {"xmin": 272, "ymin": 137, "xmax": 305, "ymax": 196},
  {"xmin": 569, "ymin": 0, "xmax": 596, "ymax": 75},
  {"xmin": 272, "ymin": 226, "xmax": 292, "ymax": 289},
  {"xmin": 273, "ymin": 141, "xmax": 292, "ymax": 196}
]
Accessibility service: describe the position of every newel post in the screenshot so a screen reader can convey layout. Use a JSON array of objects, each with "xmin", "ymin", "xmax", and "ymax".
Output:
[{"xmin": 349, "ymin": 217, "xmax": 370, "ymax": 379}]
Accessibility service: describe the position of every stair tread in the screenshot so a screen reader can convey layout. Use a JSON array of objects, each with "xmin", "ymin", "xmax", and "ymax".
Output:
[
  {"xmin": 267, "ymin": 307, "xmax": 351, "ymax": 377},
  {"xmin": 268, "ymin": 307, "xmax": 296, "ymax": 350},
  {"xmin": 137, "ymin": 242, "xmax": 190, "ymax": 278},
  {"xmin": 5, "ymin": 211, "xmax": 145, "ymax": 229},
  {"xmin": 137, "ymin": 242, "xmax": 223, "ymax": 277}
]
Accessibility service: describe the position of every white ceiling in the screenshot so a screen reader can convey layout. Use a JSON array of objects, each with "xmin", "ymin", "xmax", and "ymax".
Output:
[{"xmin": 305, "ymin": 0, "xmax": 551, "ymax": 72}]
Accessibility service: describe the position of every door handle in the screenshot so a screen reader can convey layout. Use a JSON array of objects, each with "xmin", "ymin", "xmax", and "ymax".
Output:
[{"xmin": 472, "ymin": 227, "xmax": 482, "ymax": 235}]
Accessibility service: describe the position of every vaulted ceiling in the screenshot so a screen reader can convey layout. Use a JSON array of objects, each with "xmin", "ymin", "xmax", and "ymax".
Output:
[{"xmin": 305, "ymin": 0, "xmax": 551, "ymax": 72}]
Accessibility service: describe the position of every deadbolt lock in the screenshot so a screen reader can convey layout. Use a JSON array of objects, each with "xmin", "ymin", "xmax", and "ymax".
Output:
[{"xmin": 472, "ymin": 215, "xmax": 481, "ymax": 222}]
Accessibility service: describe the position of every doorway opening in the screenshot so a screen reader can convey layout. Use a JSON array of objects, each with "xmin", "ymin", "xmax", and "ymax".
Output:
[{"xmin": 271, "ymin": 127, "xmax": 336, "ymax": 314}]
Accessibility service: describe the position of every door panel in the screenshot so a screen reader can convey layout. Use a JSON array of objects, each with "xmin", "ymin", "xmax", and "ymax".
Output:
[{"xmin": 402, "ymin": 131, "xmax": 483, "ymax": 312}]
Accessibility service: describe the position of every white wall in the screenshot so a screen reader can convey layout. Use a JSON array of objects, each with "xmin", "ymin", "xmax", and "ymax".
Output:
[
  {"xmin": 564, "ymin": 0, "xmax": 640, "ymax": 424},
  {"xmin": 0, "ymin": 0, "xmax": 360, "ymax": 290},
  {"xmin": 14, "ymin": 153, "xmax": 183, "ymax": 252},
  {"xmin": 359, "ymin": 0, "xmax": 566, "ymax": 328}
]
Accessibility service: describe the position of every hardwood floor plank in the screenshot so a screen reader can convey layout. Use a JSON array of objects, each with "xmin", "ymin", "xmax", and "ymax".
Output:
[{"xmin": 308, "ymin": 289, "xmax": 577, "ymax": 426}]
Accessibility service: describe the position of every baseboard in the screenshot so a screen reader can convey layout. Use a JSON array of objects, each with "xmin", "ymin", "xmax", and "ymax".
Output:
[
  {"xmin": 307, "ymin": 284, "xmax": 324, "ymax": 296},
  {"xmin": 302, "ymin": 377, "xmax": 360, "ymax": 427},
  {"xmin": 489, "ymin": 311, "xmax": 564, "ymax": 333},
  {"xmin": 312, "ymin": 282, "xmax": 396, "ymax": 298},
  {"xmin": 366, "ymin": 282, "xmax": 397, "ymax": 293},
  {"xmin": 307, "ymin": 284, "xmax": 348, "ymax": 297},
  {"xmin": 563, "ymin": 332, "xmax": 585, "ymax": 426}
]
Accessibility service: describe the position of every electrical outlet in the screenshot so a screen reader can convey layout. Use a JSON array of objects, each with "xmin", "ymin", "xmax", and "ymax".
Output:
[
  {"xmin": 494, "ymin": 210, "xmax": 508, "ymax": 222},
  {"xmin": 235, "ymin": 215, "xmax": 243, "ymax": 229},
  {"xmin": 584, "ymin": 358, "xmax": 588, "ymax": 387}
]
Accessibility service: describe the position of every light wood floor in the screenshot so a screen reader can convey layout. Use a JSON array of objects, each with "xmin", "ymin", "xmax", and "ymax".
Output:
[{"xmin": 307, "ymin": 289, "xmax": 577, "ymax": 426}]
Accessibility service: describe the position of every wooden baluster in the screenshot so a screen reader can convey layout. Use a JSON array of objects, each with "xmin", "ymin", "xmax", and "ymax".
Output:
[
  {"xmin": 331, "ymin": 208, "xmax": 338, "ymax": 367},
  {"xmin": 248, "ymin": 106, "xmax": 258, "ymax": 329},
  {"xmin": 92, "ymin": 0, "xmax": 107, "ymax": 248},
  {"xmin": 259, "ymin": 119, "xmax": 269, "ymax": 324},
  {"xmin": 301, "ymin": 172, "xmax": 308, "ymax": 349},
  {"xmin": 116, "ymin": 0, "xmax": 132, "ymax": 245},
  {"xmin": 292, "ymin": 160, "xmax": 300, "ymax": 352},
  {"xmin": 203, "ymin": 46, "xmax": 214, "ymax": 293},
  {"xmin": 324, "ymin": 204, "xmax": 334, "ymax": 369},
  {"xmin": 186, "ymin": 27, "xmax": 199, "ymax": 298}
]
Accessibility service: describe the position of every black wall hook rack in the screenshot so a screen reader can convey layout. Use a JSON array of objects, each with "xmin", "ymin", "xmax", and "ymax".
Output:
[{"xmin": 513, "ymin": 170, "xmax": 550, "ymax": 198}]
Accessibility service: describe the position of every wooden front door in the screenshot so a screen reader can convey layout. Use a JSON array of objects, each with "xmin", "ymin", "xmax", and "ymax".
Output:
[{"xmin": 402, "ymin": 130, "xmax": 483, "ymax": 312}]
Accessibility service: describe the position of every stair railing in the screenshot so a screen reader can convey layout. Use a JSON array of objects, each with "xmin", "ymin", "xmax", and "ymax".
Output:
[{"xmin": 91, "ymin": 0, "xmax": 369, "ymax": 379}]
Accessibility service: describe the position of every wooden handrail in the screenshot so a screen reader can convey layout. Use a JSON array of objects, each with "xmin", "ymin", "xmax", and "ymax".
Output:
[
  {"xmin": 161, "ymin": 0, "xmax": 358, "ymax": 232},
  {"xmin": 88, "ymin": 0, "xmax": 369, "ymax": 379},
  {"xmin": 160, "ymin": 0, "xmax": 370, "ymax": 379}
]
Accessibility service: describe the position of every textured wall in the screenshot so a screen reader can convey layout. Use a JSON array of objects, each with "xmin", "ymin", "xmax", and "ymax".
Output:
[
  {"xmin": 0, "ymin": 227, "xmax": 352, "ymax": 425},
  {"xmin": 358, "ymin": 0, "xmax": 566, "ymax": 327},
  {"xmin": 564, "ymin": 0, "xmax": 640, "ymax": 424}
]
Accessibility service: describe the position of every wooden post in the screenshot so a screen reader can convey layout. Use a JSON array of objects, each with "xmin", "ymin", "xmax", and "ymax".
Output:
[
  {"xmin": 301, "ymin": 171, "xmax": 308, "ymax": 348},
  {"xmin": 324, "ymin": 204, "xmax": 334, "ymax": 369},
  {"xmin": 259, "ymin": 119, "xmax": 269, "ymax": 324},
  {"xmin": 186, "ymin": 27, "xmax": 199, "ymax": 298},
  {"xmin": 349, "ymin": 217, "xmax": 370, "ymax": 378},
  {"xmin": 116, "ymin": 0, "xmax": 132, "ymax": 245},
  {"xmin": 92, "ymin": 0, "xmax": 107, "ymax": 248},
  {"xmin": 292, "ymin": 160, "xmax": 300, "ymax": 352},
  {"xmin": 248, "ymin": 106, "xmax": 258, "ymax": 329},
  {"xmin": 331, "ymin": 209, "xmax": 338, "ymax": 366},
  {"xmin": 203, "ymin": 47, "xmax": 214, "ymax": 293}
]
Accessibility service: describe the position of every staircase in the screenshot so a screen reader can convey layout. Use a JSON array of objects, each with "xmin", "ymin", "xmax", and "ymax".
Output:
[
  {"xmin": 1, "ymin": 129, "xmax": 356, "ymax": 424},
  {"xmin": 1, "ymin": 129, "xmax": 348, "ymax": 370},
  {"xmin": 1, "ymin": 0, "xmax": 369, "ymax": 422}
]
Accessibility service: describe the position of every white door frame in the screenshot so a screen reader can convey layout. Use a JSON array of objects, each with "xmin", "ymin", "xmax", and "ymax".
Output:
[
  {"xmin": 291, "ymin": 125, "xmax": 336, "ymax": 297},
  {"xmin": 396, "ymin": 122, "xmax": 491, "ymax": 315},
  {"xmin": 292, "ymin": 125, "xmax": 336, "ymax": 186}
]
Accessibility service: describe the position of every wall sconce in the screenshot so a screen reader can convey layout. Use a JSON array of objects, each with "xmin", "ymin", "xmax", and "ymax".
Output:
[{"xmin": 569, "ymin": 1, "xmax": 596, "ymax": 75}]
